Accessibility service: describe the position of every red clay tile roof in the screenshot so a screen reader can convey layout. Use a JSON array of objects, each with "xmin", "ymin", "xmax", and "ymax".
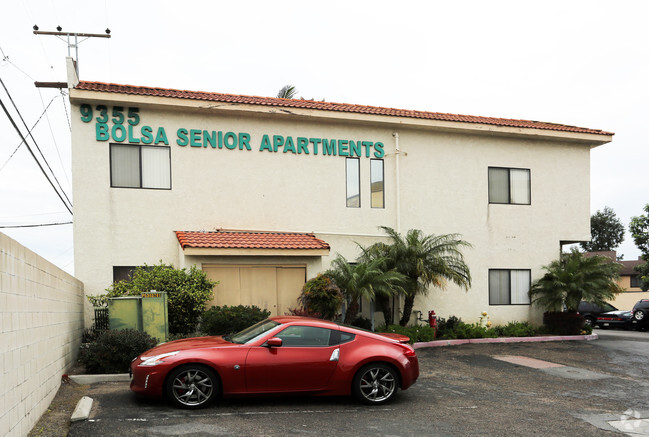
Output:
[
  {"xmin": 75, "ymin": 81, "xmax": 613, "ymax": 136},
  {"xmin": 175, "ymin": 231, "xmax": 330, "ymax": 250}
]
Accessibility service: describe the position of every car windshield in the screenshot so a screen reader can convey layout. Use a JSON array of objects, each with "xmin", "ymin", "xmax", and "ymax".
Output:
[{"xmin": 229, "ymin": 319, "xmax": 282, "ymax": 344}]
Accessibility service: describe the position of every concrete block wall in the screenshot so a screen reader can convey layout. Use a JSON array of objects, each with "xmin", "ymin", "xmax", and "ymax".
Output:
[{"xmin": 0, "ymin": 233, "xmax": 84, "ymax": 437}]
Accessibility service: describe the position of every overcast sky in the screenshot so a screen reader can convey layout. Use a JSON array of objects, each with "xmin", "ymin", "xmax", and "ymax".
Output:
[{"xmin": 1, "ymin": 0, "xmax": 647, "ymax": 274}]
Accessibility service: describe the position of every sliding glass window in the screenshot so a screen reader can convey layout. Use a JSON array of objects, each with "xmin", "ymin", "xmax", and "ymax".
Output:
[
  {"xmin": 370, "ymin": 159, "xmax": 384, "ymax": 208},
  {"xmin": 346, "ymin": 158, "xmax": 360, "ymax": 207}
]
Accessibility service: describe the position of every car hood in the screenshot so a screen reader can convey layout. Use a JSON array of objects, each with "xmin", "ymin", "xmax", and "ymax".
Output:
[{"xmin": 142, "ymin": 336, "xmax": 234, "ymax": 355}]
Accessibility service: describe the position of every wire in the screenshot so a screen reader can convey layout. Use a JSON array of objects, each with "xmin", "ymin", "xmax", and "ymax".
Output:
[
  {"xmin": 0, "ymin": 95, "xmax": 73, "ymax": 215},
  {"xmin": 0, "ymin": 222, "xmax": 72, "ymax": 229},
  {"xmin": 0, "ymin": 77, "xmax": 73, "ymax": 212},
  {"xmin": 37, "ymin": 88, "xmax": 72, "ymax": 189},
  {"xmin": 0, "ymin": 94, "xmax": 58, "ymax": 173}
]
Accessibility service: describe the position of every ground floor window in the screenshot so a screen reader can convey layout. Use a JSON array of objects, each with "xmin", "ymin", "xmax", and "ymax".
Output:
[
  {"xmin": 110, "ymin": 144, "xmax": 171, "ymax": 189},
  {"xmin": 489, "ymin": 269, "xmax": 531, "ymax": 305}
]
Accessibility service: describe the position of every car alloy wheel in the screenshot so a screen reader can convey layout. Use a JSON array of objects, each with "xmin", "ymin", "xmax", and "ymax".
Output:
[
  {"xmin": 634, "ymin": 309, "xmax": 646, "ymax": 322},
  {"xmin": 166, "ymin": 365, "xmax": 218, "ymax": 409},
  {"xmin": 353, "ymin": 363, "xmax": 398, "ymax": 405},
  {"xmin": 584, "ymin": 316, "xmax": 595, "ymax": 327}
]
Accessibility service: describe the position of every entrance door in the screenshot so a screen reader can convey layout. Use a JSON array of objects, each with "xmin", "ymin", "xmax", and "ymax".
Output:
[{"xmin": 203, "ymin": 265, "xmax": 306, "ymax": 316}]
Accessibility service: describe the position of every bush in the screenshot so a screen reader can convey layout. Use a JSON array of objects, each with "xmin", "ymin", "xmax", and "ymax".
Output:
[
  {"xmin": 79, "ymin": 329, "xmax": 157, "ymax": 374},
  {"xmin": 297, "ymin": 274, "xmax": 343, "ymax": 320},
  {"xmin": 379, "ymin": 324, "xmax": 437, "ymax": 343},
  {"xmin": 492, "ymin": 321, "xmax": 538, "ymax": 337},
  {"xmin": 201, "ymin": 305, "xmax": 271, "ymax": 335},
  {"xmin": 97, "ymin": 262, "xmax": 216, "ymax": 335},
  {"xmin": 542, "ymin": 311, "xmax": 585, "ymax": 335},
  {"xmin": 348, "ymin": 315, "xmax": 373, "ymax": 331}
]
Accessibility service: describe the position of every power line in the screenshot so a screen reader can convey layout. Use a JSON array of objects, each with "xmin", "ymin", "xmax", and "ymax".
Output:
[
  {"xmin": 0, "ymin": 221, "xmax": 72, "ymax": 229},
  {"xmin": 0, "ymin": 94, "xmax": 58, "ymax": 173},
  {"xmin": 0, "ymin": 94, "xmax": 73, "ymax": 215},
  {"xmin": 0, "ymin": 76, "xmax": 73, "ymax": 212}
]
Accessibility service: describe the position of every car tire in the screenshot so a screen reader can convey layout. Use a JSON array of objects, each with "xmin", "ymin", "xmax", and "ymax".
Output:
[
  {"xmin": 584, "ymin": 316, "xmax": 595, "ymax": 327},
  {"xmin": 165, "ymin": 364, "xmax": 219, "ymax": 409},
  {"xmin": 352, "ymin": 363, "xmax": 399, "ymax": 405},
  {"xmin": 633, "ymin": 309, "xmax": 647, "ymax": 322}
]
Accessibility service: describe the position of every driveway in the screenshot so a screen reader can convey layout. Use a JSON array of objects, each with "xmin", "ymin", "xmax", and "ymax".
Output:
[{"xmin": 68, "ymin": 336, "xmax": 649, "ymax": 436}]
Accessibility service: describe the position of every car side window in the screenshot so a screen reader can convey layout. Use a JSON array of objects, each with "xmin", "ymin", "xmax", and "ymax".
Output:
[{"xmin": 275, "ymin": 326, "xmax": 333, "ymax": 347}]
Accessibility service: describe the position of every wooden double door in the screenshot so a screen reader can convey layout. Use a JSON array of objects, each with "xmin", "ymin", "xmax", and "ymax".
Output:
[{"xmin": 202, "ymin": 265, "xmax": 306, "ymax": 316}]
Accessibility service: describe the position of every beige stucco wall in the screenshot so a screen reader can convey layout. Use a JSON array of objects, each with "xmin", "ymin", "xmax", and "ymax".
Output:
[
  {"xmin": 70, "ymin": 90, "xmax": 604, "ymax": 327},
  {"xmin": 0, "ymin": 233, "xmax": 85, "ymax": 437}
]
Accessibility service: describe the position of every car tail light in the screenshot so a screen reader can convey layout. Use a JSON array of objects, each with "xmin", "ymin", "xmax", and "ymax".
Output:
[{"xmin": 397, "ymin": 343, "xmax": 417, "ymax": 357}]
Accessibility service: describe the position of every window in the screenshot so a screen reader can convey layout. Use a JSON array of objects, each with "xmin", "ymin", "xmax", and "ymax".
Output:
[
  {"xmin": 346, "ymin": 158, "xmax": 360, "ymax": 207},
  {"xmin": 489, "ymin": 269, "xmax": 531, "ymax": 305},
  {"xmin": 630, "ymin": 275, "xmax": 641, "ymax": 288},
  {"xmin": 370, "ymin": 159, "xmax": 384, "ymax": 208},
  {"xmin": 110, "ymin": 144, "xmax": 171, "ymax": 189},
  {"xmin": 276, "ymin": 325, "xmax": 334, "ymax": 347},
  {"xmin": 488, "ymin": 167, "xmax": 530, "ymax": 204},
  {"xmin": 113, "ymin": 266, "xmax": 136, "ymax": 283}
]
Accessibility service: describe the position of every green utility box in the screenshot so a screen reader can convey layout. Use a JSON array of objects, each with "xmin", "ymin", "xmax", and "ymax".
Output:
[{"xmin": 108, "ymin": 291, "xmax": 169, "ymax": 342}]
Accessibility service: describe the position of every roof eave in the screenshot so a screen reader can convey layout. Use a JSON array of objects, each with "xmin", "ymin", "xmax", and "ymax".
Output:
[{"xmin": 69, "ymin": 88, "xmax": 613, "ymax": 146}]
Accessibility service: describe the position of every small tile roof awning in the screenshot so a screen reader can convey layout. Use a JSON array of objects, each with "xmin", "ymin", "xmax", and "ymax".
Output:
[
  {"xmin": 175, "ymin": 230, "xmax": 330, "ymax": 256},
  {"xmin": 74, "ymin": 81, "xmax": 614, "ymax": 137}
]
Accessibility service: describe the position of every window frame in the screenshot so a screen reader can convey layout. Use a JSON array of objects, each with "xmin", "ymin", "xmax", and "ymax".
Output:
[
  {"xmin": 488, "ymin": 167, "xmax": 531, "ymax": 205},
  {"xmin": 370, "ymin": 158, "xmax": 385, "ymax": 209},
  {"xmin": 489, "ymin": 268, "xmax": 531, "ymax": 305},
  {"xmin": 630, "ymin": 275, "xmax": 641, "ymax": 288},
  {"xmin": 345, "ymin": 157, "xmax": 360, "ymax": 208},
  {"xmin": 110, "ymin": 143, "xmax": 172, "ymax": 190}
]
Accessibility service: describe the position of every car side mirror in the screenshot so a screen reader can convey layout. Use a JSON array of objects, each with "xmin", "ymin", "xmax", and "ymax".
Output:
[{"xmin": 266, "ymin": 337, "xmax": 283, "ymax": 347}]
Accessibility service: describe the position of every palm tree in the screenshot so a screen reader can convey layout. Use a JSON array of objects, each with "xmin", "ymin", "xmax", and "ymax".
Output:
[
  {"xmin": 529, "ymin": 249, "xmax": 623, "ymax": 313},
  {"xmin": 276, "ymin": 85, "xmax": 298, "ymax": 99},
  {"xmin": 366, "ymin": 226, "xmax": 472, "ymax": 326},
  {"xmin": 326, "ymin": 254, "xmax": 406, "ymax": 323}
]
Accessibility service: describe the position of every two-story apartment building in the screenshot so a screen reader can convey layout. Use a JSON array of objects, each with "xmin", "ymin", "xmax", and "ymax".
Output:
[{"xmin": 68, "ymin": 72, "xmax": 613, "ymax": 326}]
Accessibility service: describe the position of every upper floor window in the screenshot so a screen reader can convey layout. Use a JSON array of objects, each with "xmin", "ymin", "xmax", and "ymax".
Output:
[
  {"xmin": 489, "ymin": 269, "xmax": 531, "ymax": 305},
  {"xmin": 110, "ymin": 144, "xmax": 171, "ymax": 189},
  {"xmin": 370, "ymin": 159, "xmax": 384, "ymax": 208},
  {"xmin": 488, "ymin": 167, "xmax": 530, "ymax": 205},
  {"xmin": 346, "ymin": 158, "xmax": 360, "ymax": 207}
]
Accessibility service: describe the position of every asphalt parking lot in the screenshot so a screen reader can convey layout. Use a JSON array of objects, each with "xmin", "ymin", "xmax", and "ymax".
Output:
[{"xmin": 68, "ymin": 331, "xmax": 649, "ymax": 437}]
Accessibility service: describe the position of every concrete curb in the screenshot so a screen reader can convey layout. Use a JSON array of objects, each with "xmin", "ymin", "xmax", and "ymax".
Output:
[
  {"xmin": 413, "ymin": 333, "xmax": 598, "ymax": 349},
  {"xmin": 69, "ymin": 374, "xmax": 130, "ymax": 384},
  {"xmin": 71, "ymin": 396, "xmax": 93, "ymax": 422}
]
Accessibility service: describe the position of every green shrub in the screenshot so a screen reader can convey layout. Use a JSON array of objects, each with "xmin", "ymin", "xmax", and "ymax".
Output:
[
  {"xmin": 297, "ymin": 274, "xmax": 343, "ymax": 320},
  {"xmin": 201, "ymin": 305, "xmax": 271, "ymax": 335},
  {"xmin": 379, "ymin": 324, "xmax": 436, "ymax": 343},
  {"xmin": 96, "ymin": 262, "xmax": 216, "ymax": 335},
  {"xmin": 348, "ymin": 315, "xmax": 373, "ymax": 331},
  {"xmin": 492, "ymin": 321, "xmax": 538, "ymax": 337},
  {"xmin": 78, "ymin": 329, "xmax": 157, "ymax": 374}
]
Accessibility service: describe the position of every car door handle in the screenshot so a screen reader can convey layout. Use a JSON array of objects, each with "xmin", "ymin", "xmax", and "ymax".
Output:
[{"xmin": 329, "ymin": 348, "xmax": 340, "ymax": 362}]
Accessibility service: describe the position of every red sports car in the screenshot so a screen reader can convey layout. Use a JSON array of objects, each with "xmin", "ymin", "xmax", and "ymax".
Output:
[{"xmin": 130, "ymin": 316, "xmax": 419, "ymax": 409}]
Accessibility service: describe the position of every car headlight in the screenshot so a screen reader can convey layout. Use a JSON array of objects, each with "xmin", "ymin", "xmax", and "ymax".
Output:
[{"xmin": 138, "ymin": 351, "xmax": 179, "ymax": 366}]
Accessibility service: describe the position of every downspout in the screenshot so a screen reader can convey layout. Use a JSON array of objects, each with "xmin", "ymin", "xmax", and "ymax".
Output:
[
  {"xmin": 392, "ymin": 131, "xmax": 401, "ymax": 325},
  {"xmin": 393, "ymin": 132, "xmax": 401, "ymax": 233}
]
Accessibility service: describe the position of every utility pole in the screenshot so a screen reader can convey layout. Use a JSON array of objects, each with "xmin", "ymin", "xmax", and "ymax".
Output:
[{"xmin": 32, "ymin": 25, "xmax": 111, "ymax": 80}]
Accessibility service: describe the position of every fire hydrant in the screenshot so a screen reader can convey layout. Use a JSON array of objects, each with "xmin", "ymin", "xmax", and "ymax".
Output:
[{"xmin": 428, "ymin": 310, "xmax": 437, "ymax": 337}]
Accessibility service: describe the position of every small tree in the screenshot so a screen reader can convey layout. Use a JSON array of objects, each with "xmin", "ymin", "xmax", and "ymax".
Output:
[
  {"xmin": 326, "ymin": 255, "xmax": 406, "ymax": 323},
  {"xmin": 630, "ymin": 204, "xmax": 649, "ymax": 291},
  {"xmin": 580, "ymin": 206, "xmax": 625, "ymax": 252},
  {"xmin": 529, "ymin": 249, "xmax": 624, "ymax": 313},
  {"xmin": 99, "ymin": 262, "xmax": 216, "ymax": 335},
  {"xmin": 277, "ymin": 85, "xmax": 298, "ymax": 99},
  {"xmin": 296, "ymin": 274, "xmax": 343, "ymax": 320}
]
